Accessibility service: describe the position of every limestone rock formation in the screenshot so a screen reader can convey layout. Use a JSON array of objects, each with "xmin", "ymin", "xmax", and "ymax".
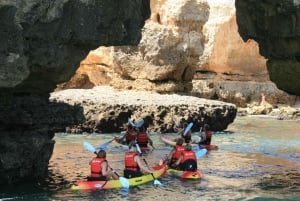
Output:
[
  {"xmin": 59, "ymin": 0, "xmax": 296, "ymax": 107},
  {"xmin": 50, "ymin": 86, "xmax": 237, "ymax": 133},
  {"xmin": 0, "ymin": 0, "xmax": 150, "ymax": 184},
  {"xmin": 235, "ymin": 0, "xmax": 300, "ymax": 96}
]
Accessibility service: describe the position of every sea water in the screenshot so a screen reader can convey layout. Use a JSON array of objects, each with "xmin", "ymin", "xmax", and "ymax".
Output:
[{"xmin": 0, "ymin": 116, "xmax": 299, "ymax": 201}]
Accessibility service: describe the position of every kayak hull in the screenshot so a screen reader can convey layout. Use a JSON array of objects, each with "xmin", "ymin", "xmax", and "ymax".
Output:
[
  {"xmin": 167, "ymin": 168, "xmax": 203, "ymax": 180},
  {"xmin": 161, "ymin": 135, "xmax": 218, "ymax": 150},
  {"xmin": 115, "ymin": 138, "xmax": 152, "ymax": 153},
  {"xmin": 71, "ymin": 164, "xmax": 167, "ymax": 190}
]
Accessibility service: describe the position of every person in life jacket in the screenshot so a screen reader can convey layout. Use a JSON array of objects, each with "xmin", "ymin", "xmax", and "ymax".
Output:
[
  {"xmin": 116, "ymin": 123, "xmax": 137, "ymax": 145},
  {"xmin": 88, "ymin": 150, "xmax": 119, "ymax": 181},
  {"xmin": 164, "ymin": 138, "xmax": 185, "ymax": 167},
  {"xmin": 124, "ymin": 142, "xmax": 153, "ymax": 178},
  {"xmin": 171, "ymin": 143, "xmax": 197, "ymax": 171},
  {"xmin": 198, "ymin": 124, "xmax": 212, "ymax": 145},
  {"xmin": 135, "ymin": 125, "xmax": 154, "ymax": 151}
]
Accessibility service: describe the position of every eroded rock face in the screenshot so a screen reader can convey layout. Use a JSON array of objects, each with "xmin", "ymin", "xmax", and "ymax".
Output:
[
  {"xmin": 58, "ymin": 0, "xmax": 296, "ymax": 107},
  {"xmin": 50, "ymin": 86, "xmax": 237, "ymax": 133},
  {"xmin": 235, "ymin": 0, "xmax": 300, "ymax": 96},
  {"xmin": 0, "ymin": 0, "xmax": 150, "ymax": 184}
]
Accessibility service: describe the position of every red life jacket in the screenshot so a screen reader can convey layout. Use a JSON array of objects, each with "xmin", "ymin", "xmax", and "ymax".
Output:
[
  {"xmin": 125, "ymin": 152, "xmax": 139, "ymax": 171},
  {"xmin": 206, "ymin": 130, "xmax": 212, "ymax": 140},
  {"xmin": 90, "ymin": 157, "xmax": 107, "ymax": 177},
  {"xmin": 126, "ymin": 130, "xmax": 136, "ymax": 142},
  {"xmin": 180, "ymin": 150, "xmax": 196, "ymax": 164},
  {"xmin": 136, "ymin": 131, "xmax": 148, "ymax": 147},
  {"xmin": 171, "ymin": 145, "xmax": 185, "ymax": 163}
]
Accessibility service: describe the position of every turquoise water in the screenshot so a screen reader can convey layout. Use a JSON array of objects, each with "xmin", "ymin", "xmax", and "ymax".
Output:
[{"xmin": 0, "ymin": 116, "xmax": 299, "ymax": 201}]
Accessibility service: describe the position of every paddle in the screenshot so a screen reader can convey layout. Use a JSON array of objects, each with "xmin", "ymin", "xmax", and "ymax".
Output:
[
  {"xmin": 94, "ymin": 138, "xmax": 115, "ymax": 150},
  {"xmin": 83, "ymin": 141, "xmax": 129, "ymax": 188},
  {"xmin": 183, "ymin": 122, "xmax": 193, "ymax": 136},
  {"xmin": 135, "ymin": 144, "xmax": 162, "ymax": 186},
  {"xmin": 128, "ymin": 118, "xmax": 135, "ymax": 127},
  {"xmin": 135, "ymin": 119, "xmax": 144, "ymax": 128},
  {"xmin": 196, "ymin": 148, "xmax": 207, "ymax": 158}
]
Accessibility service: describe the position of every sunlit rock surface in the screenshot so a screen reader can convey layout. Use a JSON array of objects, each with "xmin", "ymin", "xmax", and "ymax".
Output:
[{"xmin": 59, "ymin": 0, "xmax": 296, "ymax": 107}]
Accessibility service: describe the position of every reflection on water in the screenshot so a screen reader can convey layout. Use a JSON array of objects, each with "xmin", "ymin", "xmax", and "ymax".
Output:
[{"xmin": 0, "ymin": 116, "xmax": 299, "ymax": 200}]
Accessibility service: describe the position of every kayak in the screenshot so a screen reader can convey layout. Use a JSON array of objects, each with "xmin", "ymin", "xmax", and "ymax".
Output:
[
  {"xmin": 199, "ymin": 144, "xmax": 218, "ymax": 150},
  {"xmin": 71, "ymin": 164, "xmax": 167, "ymax": 190},
  {"xmin": 167, "ymin": 168, "xmax": 203, "ymax": 180},
  {"xmin": 114, "ymin": 138, "xmax": 152, "ymax": 153},
  {"xmin": 161, "ymin": 135, "xmax": 218, "ymax": 150}
]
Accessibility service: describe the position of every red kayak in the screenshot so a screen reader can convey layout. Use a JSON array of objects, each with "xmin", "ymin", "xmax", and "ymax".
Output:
[
  {"xmin": 167, "ymin": 168, "xmax": 203, "ymax": 180},
  {"xmin": 114, "ymin": 138, "xmax": 152, "ymax": 153}
]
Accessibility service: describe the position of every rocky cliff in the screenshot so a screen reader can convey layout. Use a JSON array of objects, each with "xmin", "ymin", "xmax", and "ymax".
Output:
[
  {"xmin": 58, "ymin": 0, "xmax": 297, "ymax": 107},
  {"xmin": 0, "ymin": 0, "xmax": 150, "ymax": 185},
  {"xmin": 236, "ymin": 0, "xmax": 300, "ymax": 96}
]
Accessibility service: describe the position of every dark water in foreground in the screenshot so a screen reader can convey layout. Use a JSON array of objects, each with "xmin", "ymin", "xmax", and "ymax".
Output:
[{"xmin": 0, "ymin": 116, "xmax": 299, "ymax": 201}]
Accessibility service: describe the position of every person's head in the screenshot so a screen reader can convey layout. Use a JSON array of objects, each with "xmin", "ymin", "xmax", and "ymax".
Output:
[
  {"xmin": 176, "ymin": 138, "xmax": 184, "ymax": 146},
  {"xmin": 97, "ymin": 149, "xmax": 106, "ymax": 158},
  {"xmin": 185, "ymin": 143, "xmax": 192, "ymax": 151},
  {"xmin": 204, "ymin": 124, "xmax": 210, "ymax": 131},
  {"xmin": 128, "ymin": 124, "xmax": 133, "ymax": 130}
]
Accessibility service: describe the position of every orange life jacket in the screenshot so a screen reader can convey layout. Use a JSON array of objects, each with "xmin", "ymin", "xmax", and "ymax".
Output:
[
  {"xmin": 180, "ymin": 150, "xmax": 196, "ymax": 164},
  {"xmin": 171, "ymin": 145, "xmax": 185, "ymax": 163},
  {"xmin": 136, "ymin": 131, "xmax": 148, "ymax": 147},
  {"xmin": 90, "ymin": 157, "xmax": 107, "ymax": 177},
  {"xmin": 125, "ymin": 152, "xmax": 139, "ymax": 171}
]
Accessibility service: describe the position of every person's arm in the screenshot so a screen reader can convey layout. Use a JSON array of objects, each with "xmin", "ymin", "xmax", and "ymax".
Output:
[
  {"xmin": 200, "ymin": 132, "xmax": 206, "ymax": 142},
  {"xmin": 171, "ymin": 154, "xmax": 182, "ymax": 168},
  {"xmin": 147, "ymin": 133, "xmax": 154, "ymax": 149},
  {"xmin": 101, "ymin": 161, "xmax": 119, "ymax": 180},
  {"xmin": 167, "ymin": 148, "xmax": 175, "ymax": 161},
  {"xmin": 135, "ymin": 156, "xmax": 153, "ymax": 174}
]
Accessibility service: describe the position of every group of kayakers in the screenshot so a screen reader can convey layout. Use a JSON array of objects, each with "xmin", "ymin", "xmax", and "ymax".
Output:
[{"xmin": 87, "ymin": 119, "xmax": 213, "ymax": 182}]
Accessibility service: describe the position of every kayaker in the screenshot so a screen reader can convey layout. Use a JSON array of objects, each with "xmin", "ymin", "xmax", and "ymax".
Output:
[
  {"xmin": 124, "ymin": 142, "xmax": 153, "ymax": 178},
  {"xmin": 171, "ymin": 143, "xmax": 197, "ymax": 171},
  {"xmin": 194, "ymin": 124, "xmax": 212, "ymax": 145},
  {"xmin": 135, "ymin": 125, "xmax": 154, "ymax": 151},
  {"xmin": 88, "ymin": 149, "xmax": 119, "ymax": 181},
  {"xmin": 116, "ymin": 123, "xmax": 137, "ymax": 145},
  {"xmin": 164, "ymin": 138, "xmax": 185, "ymax": 167}
]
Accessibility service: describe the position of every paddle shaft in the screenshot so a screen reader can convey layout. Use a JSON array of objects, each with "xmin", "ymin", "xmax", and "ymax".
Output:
[{"xmin": 142, "ymin": 158, "xmax": 157, "ymax": 181}]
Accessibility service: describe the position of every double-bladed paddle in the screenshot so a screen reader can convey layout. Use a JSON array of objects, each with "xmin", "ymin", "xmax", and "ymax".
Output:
[
  {"xmin": 136, "ymin": 144, "xmax": 162, "ymax": 186},
  {"xmin": 128, "ymin": 118, "xmax": 145, "ymax": 128},
  {"xmin": 83, "ymin": 141, "xmax": 129, "ymax": 188},
  {"xmin": 183, "ymin": 122, "xmax": 193, "ymax": 136},
  {"xmin": 94, "ymin": 138, "xmax": 115, "ymax": 150}
]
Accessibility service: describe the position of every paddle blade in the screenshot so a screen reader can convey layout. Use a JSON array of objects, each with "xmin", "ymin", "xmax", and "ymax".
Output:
[
  {"xmin": 135, "ymin": 119, "xmax": 144, "ymax": 128},
  {"xmin": 128, "ymin": 118, "xmax": 135, "ymax": 127},
  {"xmin": 95, "ymin": 139, "xmax": 114, "ymax": 150},
  {"xmin": 154, "ymin": 179, "xmax": 162, "ymax": 186},
  {"xmin": 183, "ymin": 122, "xmax": 193, "ymax": 136},
  {"xmin": 135, "ymin": 143, "xmax": 142, "ymax": 155},
  {"xmin": 83, "ymin": 141, "xmax": 96, "ymax": 153},
  {"xmin": 119, "ymin": 177, "xmax": 130, "ymax": 188},
  {"xmin": 196, "ymin": 148, "xmax": 207, "ymax": 158}
]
